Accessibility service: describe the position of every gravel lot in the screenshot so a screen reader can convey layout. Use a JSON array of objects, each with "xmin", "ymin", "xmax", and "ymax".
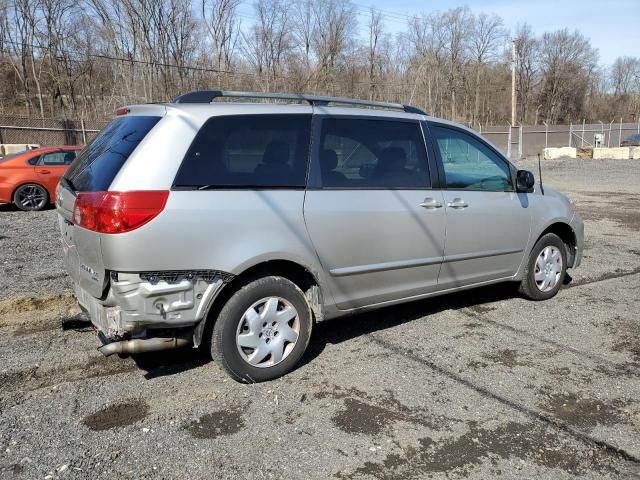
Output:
[{"xmin": 1, "ymin": 159, "xmax": 639, "ymax": 479}]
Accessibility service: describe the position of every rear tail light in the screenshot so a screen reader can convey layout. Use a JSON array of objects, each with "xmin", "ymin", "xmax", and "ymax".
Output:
[{"xmin": 72, "ymin": 191, "xmax": 169, "ymax": 234}]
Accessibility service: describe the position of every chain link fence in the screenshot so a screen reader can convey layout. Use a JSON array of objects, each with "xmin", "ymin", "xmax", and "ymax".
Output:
[
  {"xmin": 0, "ymin": 115, "xmax": 109, "ymax": 147},
  {"xmin": 2, "ymin": 114, "xmax": 640, "ymax": 160},
  {"xmin": 479, "ymin": 121, "xmax": 640, "ymax": 159}
]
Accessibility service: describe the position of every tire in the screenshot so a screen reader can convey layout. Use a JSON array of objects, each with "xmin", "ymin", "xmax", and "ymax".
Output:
[
  {"xmin": 211, "ymin": 276, "xmax": 313, "ymax": 383},
  {"xmin": 519, "ymin": 233, "xmax": 567, "ymax": 301},
  {"xmin": 13, "ymin": 184, "xmax": 49, "ymax": 211}
]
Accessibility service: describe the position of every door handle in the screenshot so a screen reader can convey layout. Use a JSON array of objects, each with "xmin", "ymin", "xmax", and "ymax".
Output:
[
  {"xmin": 419, "ymin": 197, "xmax": 443, "ymax": 209},
  {"xmin": 447, "ymin": 198, "xmax": 468, "ymax": 209},
  {"xmin": 38, "ymin": 169, "xmax": 51, "ymax": 174}
]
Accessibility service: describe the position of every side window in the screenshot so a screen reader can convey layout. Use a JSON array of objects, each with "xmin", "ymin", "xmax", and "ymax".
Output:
[
  {"xmin": 318, "ymin": 118, "xmax": 429, "ymax": 188},
  {"xmin": 174, "ymin": 114, "xmax": 311, "ymax": 188},
  {"xmin": 431, "ymin": 126, "xmax": 513, "ymax": 191},
  {"xmin": 40, "ymin": 152, "xmax": 69, "ymax": 166}
]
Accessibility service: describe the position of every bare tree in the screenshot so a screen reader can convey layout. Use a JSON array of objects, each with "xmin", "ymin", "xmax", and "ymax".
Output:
[
  {"xmin": 469, "ymin": 12, "xmax": 505, "ymax": 125},
  {"xmin": 514, "ymin": 23, "xmax": 539, "ymax": 124},
  {"xmin": 538, "ymin": 28, "xmax": 597, "ymax": 123},
  {"xmin": 202, "ymin": 0, "xmax": 240, "ymax": 73}
]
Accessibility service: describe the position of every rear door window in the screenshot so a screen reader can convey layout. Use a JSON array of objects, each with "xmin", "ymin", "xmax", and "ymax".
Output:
[
  {"xmin": 39, "ymin": 151, "xmax": 77, "ymax": 166},
  {"xmin": 65, "ymin": 116, "xmax": 160, "ymax": 192},
  {"xmin": 317, "ymin": 118, "xmax": 430, "ymax": 188},
  {"xmin": 173, "ymin": 114, "xmax": 312, "ymax": 188}
]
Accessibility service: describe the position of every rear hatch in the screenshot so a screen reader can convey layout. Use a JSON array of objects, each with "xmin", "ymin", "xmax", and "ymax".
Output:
[{"xmin": 57, "ymin": 114, "xmax": 162, "ymax": 298}]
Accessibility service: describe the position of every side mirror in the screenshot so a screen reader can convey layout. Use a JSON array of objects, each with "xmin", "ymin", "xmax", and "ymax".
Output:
[{"xmin": 516, "ymin": 170, "xmax": 535, "ymax": 193}]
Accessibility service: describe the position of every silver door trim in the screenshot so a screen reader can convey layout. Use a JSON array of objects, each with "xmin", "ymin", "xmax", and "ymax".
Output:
[
  {"xmin": 329, "ymin": 256, "xmax": 443, "ymax": 277},
  {"xmin": 443, "ymin": 247, "xmax": 523, "ymax": 264}
]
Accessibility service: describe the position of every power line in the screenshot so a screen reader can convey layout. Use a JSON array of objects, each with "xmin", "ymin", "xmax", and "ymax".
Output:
[{"xmin": 0, "ymin": 39, "xmax": 436, "ymax": 90}]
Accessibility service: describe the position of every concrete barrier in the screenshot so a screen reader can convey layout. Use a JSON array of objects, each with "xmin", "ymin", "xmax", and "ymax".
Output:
[
  {"xmin": 630, "ymin": 147, "xmax": 640, "ymax": 160},
  {"xmin": 592, "ymin": 147, "xmax": 630, "ymax": 159},
  {"xmin": 543, "ymin": 147, "xmax": 577, "ymax": 160},
  {"xmin": 0, "ymin": 144, "xmax": 40, "ymax": 157}
]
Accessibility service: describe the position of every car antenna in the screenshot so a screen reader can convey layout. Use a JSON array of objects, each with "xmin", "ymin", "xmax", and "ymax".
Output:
[{"xmin": 537, "ymin": 152, "xmax": 545, "ymax": 195}]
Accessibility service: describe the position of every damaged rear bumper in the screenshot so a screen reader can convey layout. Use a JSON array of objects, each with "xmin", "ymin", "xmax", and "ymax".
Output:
[{"xmin": 74, "ymin": 270, "xmax": 233, "ymax": 347}]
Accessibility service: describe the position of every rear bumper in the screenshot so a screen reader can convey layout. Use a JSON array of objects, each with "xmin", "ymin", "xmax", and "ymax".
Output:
[{"xmin": 73, "ymin": 272, "xmax": 229, "ymax": 340}]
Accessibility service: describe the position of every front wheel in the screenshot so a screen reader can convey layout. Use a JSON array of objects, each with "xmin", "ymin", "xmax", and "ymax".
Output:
[
  {"xmin": 210, "ymin": 276, "xmax": 313, "ymax": 383},
  {"xmin": 519, "ymin": 233, "xmax": 567, "ymax": 300},
  {"xmin": 13, "ymin": 184, "xmax": 49, "ymax": 211}
]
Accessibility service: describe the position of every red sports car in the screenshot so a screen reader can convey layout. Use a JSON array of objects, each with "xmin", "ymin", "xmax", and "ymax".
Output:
[{"xmin": 0, "ymin": 146, "xmax": 83, "ymax": 211}]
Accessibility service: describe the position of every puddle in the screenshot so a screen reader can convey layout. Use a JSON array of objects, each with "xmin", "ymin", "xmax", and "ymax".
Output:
[
  {"xmin": 542, "ymin": 393, "xmax": 629, "ymax": 429},
  {"xmin": 339, "ymin": 420, "xmax": 617, "ymax": 479},
  {"xmin": 482, "ymin": 349, "xmax": 529, "ymax": 368},
  {"xmin": 84, "ymin": 399, "xmax": 150, "ymax": 431},
  {"xmin": 185, "ymin": 406, "xmax": 245, "ymax": 439}
]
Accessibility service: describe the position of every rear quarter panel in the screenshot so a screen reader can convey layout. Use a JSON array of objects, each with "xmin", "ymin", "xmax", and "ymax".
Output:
[{"xmin": 98, "ymin": 190, "xmax": 328, "ymax": 288}]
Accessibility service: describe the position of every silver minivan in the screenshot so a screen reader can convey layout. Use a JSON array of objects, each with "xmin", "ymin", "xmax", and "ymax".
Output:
[{"xmin": 56, "ymin": 91, "xmax": 584, "ymax": 382}]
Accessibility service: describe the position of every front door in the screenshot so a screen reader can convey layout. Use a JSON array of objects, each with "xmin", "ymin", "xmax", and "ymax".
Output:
[
  {"xmin": 428, "ymin": 124, "xmax": 531, "ymax": 289},
  {"xmin": 304, "ymin": 116, "xmax": 445, "ymax": 310}
]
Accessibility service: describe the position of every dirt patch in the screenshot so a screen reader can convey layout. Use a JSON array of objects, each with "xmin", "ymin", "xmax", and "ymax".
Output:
[
  {"xmin": 0, "ymin": 293, "xmax": 76, "ymax": 316},
  {"xmin": 337, "ymin": 421, "xmax": 617, "ymax": 479},
  {"xmin": 569, "ymin": 266, "xmax": 640, "ymax": 288},
  {"xmin": 541, "ymin": 393, "xmax": 629, "ymax": 430},
  {"xmin": 609, "ymin": 316, "xmax": 640, "ymax": 364},
  {"xmin": 467, "ymin": 360, "xmax": 489, "ymax": 369},
  {"xmin": 185, "ymin": 406, "xmax": 245, "ymax": 439},
  {"xmin": 316, "ymin": 383, "xmax": 453, "ymax": 434},
  {"xmin": 1, "ymin": 356, "xmax": 139, "ymax": 394},
  {"xmin": 332, "ymin": 398, "xmax": 404, "ymax": 435},
  {"xmin": 482, "ymin": 349, "xmax": 529, "ymax": 368},
  {"xmin": 468, "ymin": 305, "xmax": 497, "ymax": 315},
  {"xmin": 579, "ymin": 205, "xmax": 640, "ymax": 231},
  {"xmin": 83, "ymin": 399, "xmax": 150, "ymax": 431}
]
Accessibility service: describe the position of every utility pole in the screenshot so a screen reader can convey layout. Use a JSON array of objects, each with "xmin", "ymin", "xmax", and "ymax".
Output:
[{"xmin": 511, "ymin": 39, "xmax": 516, "ymax": 125}]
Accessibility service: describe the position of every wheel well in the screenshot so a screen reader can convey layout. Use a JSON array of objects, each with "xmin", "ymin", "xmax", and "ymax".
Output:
[
  {"xmin": 538, "ymin": 222, "xmax": 577, "ymax": 266},
  {"xmin": 12, "ymin": 182, "xmax": 50, "ymax": 202},
  {"xmin": 195, "ymin": 260, "xmax": 323, "ymax": 348}
]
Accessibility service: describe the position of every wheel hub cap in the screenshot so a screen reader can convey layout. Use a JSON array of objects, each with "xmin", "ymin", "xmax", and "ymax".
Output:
[
  {"xmin": 235, "ymin": 297, "xmax": 300, "ymax": 368},
  {"xmin": 534, "ymin": 246, "xmax": 563, "ymax": 292}
]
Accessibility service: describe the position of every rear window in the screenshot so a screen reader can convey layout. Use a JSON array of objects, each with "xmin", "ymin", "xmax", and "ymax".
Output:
[
  {"xmin": 65, "ymin": 116, "xmax": 160, "ymax": 191},
  {"xmin": 173, "ymin": 114, "xmax": 312, "ymax": 188}
]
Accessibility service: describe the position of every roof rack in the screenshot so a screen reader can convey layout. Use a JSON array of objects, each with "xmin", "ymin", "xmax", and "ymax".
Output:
[{"xmin": 172, "ymin": 90, "xmax": 427, "ymax": 115}]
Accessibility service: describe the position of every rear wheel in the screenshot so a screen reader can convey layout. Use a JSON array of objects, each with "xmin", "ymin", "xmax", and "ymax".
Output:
[
  {"xmin": 211, "ymin": 276, "xmax": 313, "ymax": 383},
  {"xmin": 13, "ymin": 184, "xmax": 48, "ymax": 211},
  {"xmin": 519, "ymin": 233, "xmax": 567, "ymax": 300}
]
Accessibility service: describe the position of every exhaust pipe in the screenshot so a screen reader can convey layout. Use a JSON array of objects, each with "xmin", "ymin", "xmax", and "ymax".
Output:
[{"xmin": 98, "ymin": 335, "xmax": 192, "ymax": 357}]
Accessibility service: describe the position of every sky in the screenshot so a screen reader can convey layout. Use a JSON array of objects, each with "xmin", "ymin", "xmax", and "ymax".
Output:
[
  {"xmin": 357, "ymin": 0, "xmax": 640, "ymax": 66},
  {"xmin": 237, "ymin": 0, "xmax": 640, "ymax": 67}
]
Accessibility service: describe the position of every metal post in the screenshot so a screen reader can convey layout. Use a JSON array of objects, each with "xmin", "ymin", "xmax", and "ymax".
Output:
[
  {"xmin": 619, "ymin": 118, "xmax": 622, "ymax": 147},
  {"xmin": 568, "ymin": 123, "xmax": 572, "ymax": 147},
  {"xmin": 507, "ymin": 123, "xmax": 512, "ymax": 159},
  {"xmin": 543, "ymin": 121, "xmax": 548, "ymax": 149},
  {"xmin": 518, "ymin": 125, "xmax": 523, "ymax": 159},
  {"xmin": 608, "ymin": 121, "xmax": 613, "ymax": 147},
  {"xmin": 80, "ymin": 118, "xmax": 87, "ymax": 145},
  {"xmin": 581, "ymin": 119, "xmax": 585, "ymax": 148},
  {"xmin": 511, "ymin": 40, "xmax": 516, "ymax": 126}
]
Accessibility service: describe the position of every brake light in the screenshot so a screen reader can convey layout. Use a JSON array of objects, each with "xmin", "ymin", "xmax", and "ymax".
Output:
[
  {"xmin": 115, "ymin": 107, "xmax": 130, "ymax": 116},
  {"xmin": 72, "ymin": 191, "xmax": 169, "ymax": 234}
]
